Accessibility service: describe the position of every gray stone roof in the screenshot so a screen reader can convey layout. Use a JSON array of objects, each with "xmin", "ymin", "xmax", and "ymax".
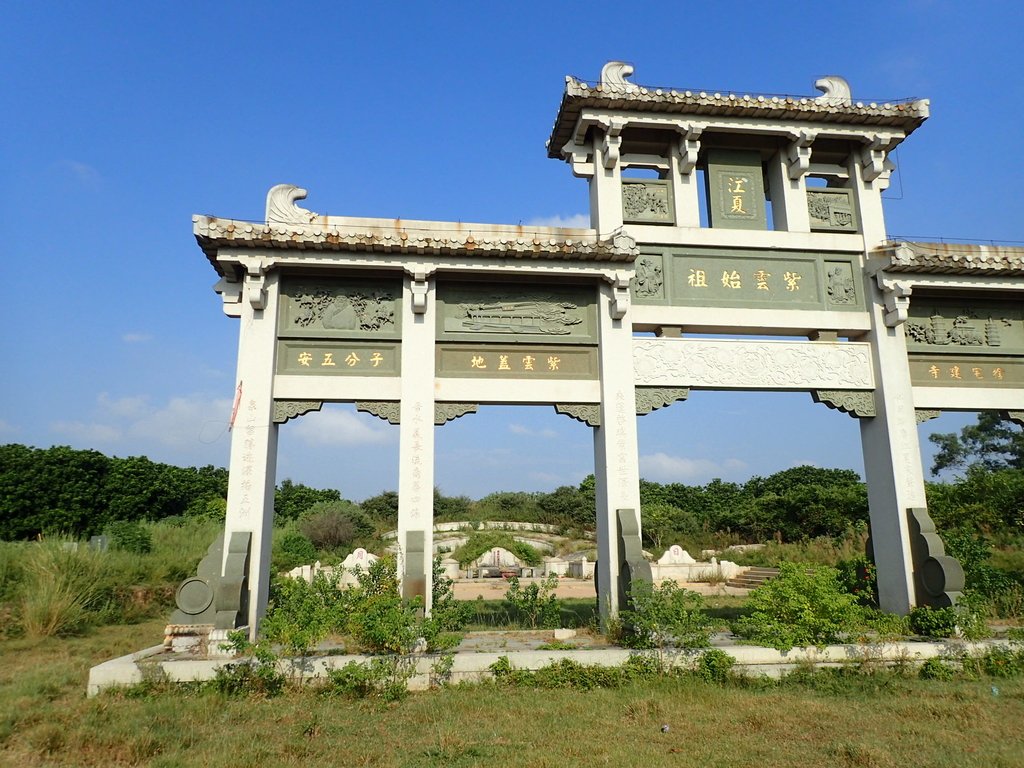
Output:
[
  {"xmin": 193, "ymin": 215, "xmax": 638, "ymax": 275},
  {"xmin": 548, "ymin": 73, "xmax": 929, "ymax": 158},
  {"xmin": 880, "ymin": 241, "xmax": 1024, "ymax": 276}
]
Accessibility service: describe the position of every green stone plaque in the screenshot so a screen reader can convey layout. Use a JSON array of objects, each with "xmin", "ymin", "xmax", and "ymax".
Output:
[
  {"xmin": 909, "ymin": 356, "xmax": 1021, "ymax": 387},
  {"xmin": 436, "ymin": 283, "xmax": 597, "ymax": 344},
  {"xmin": 277, "ymin": 341, "xmax": 400, "ymax": 376},
  {"xmin": 436, "ymin": 344, "xmax": 598, "ymax": 379},
  {"xmin": 278, "ymin": 277, "xmax": 402, "ymax": 340},
  {"xmin": 630, "ymin": 247, "xmax": 863, "ymax": 311},
  {"xmin": 705, "ymin": 150, "xmax": 767, "ymax": 231},
  {"xmin": 906, "ymin": 299, "xmax": 1024, "ymax": 356}
]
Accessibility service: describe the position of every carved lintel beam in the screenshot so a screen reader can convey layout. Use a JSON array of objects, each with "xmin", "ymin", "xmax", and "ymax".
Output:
[
  {"xmin": 811, "ymin": 389, "xmax": 876, "ymax": 418},
  {"xmin": 915, "ymin": 409, "xmax": 942, "ymax": 424},
  {"xmin": 555, "ymin": 404, "xmax": 601, "ymax": 427},
  {"xmin": 598, "ymin": 116, "xmax": 628, "ymax": 169},
  {"xmin": 873, "ymin": 274, "xmax": 914, "ymax": 327},
  {"xmin": 214, "ymin": 276, "xmax": 243, "ymax": 318},
  {"xmin": 272, "ymin": 400, "xmax": 323, "ymax": 424},
  {"xmin": 1004, "ymin": 411, "xmax": 1024, "ymax": 427},
  {"xmin": 673, "ymin": 125, "xmax": 703, "ymax": 175},
  {"xmin": 435, "ymin": 403, "xmax": 477, "ymax": 425},
  {"xmin": 787, "ymin": 130, "xmax": 816, "ymax": 180},
  {"xmin": 356, "ymin": 401, "xmax": 400, "ymax": 425},
  {"xmin": 409, "ymin": 271, "xmax": 429, "ymax": 315},
  {"xmin": 635, "ymin": 387, "xmax": 689, "ymax": 416}
]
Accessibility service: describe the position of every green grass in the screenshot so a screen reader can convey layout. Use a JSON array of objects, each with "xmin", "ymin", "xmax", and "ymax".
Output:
[
  {"xmin": 2, "ymin": 619, "xmax": 1024, "ymax": 767},
  {"xmin": 464, "ymin": 598, "xmax": 597, "ymax": 630}
]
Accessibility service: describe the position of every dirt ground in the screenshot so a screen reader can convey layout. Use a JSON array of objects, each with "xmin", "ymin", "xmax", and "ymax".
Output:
[{"xmin": 451, "ymin": 577, "xmax": 747, "ymax": 600}]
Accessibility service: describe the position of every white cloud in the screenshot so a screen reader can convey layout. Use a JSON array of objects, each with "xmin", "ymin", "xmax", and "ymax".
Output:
[
  {"xmin": 122, "ymin": 333, "xmax": 153, "ymax": 343},
  {"xmin": 508, "ymin": 423, "xmax": 558, "ymax": 439},
  {"xmin": 288, "ymin": 408, "xmax": 393, "ymax": 446},
  {"xmin": 50, "ymin": 420, "xmax": 123, "ymax": 443},
  {"xmin": 524, "ymin": 213, "xmax": 591, "ymax": 229},
  {"xmin": 639, "ymin": 452, "xmax": 746, "ymax": 483}
]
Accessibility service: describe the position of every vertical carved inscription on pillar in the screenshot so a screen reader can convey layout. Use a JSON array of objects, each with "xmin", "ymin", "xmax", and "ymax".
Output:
[
  {"xmin": 408, "ymin": 401, "xmax": 426, "ymax": 524},
  {"xmin": 614, "ymin": 389, "xmax": 631, "ymax": 498},
  {"xmin": 238, "ymin": 398, "xmax": 259, "ymax": 525}
]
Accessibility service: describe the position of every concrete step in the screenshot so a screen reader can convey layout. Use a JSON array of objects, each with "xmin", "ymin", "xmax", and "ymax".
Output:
[{"xmin": 725, "ymin": 566, "xmax": 779, "ymax": 589}]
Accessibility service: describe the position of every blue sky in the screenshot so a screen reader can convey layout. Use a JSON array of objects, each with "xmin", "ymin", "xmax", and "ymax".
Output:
[{"xmin": 2, "ymin": 2, "xmax": 1021, "ymax": 502}]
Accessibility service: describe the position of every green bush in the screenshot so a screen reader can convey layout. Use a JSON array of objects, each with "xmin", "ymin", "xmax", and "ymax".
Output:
[
  {"xmin": 19, "ymin": 540, "xmax": 114, "ymax": 637},
  {"xmin": 503, "ymin": 574, "xmax": 560, "ymax": 629},
  {"xmin": 430, "ymin": 558, "xmax": 471, "ymax": 632},
  {"xmin": 919, "ymin": 657, "xmax": 956, "ymax": 681},
  {"xmin": 617, "ymin": 580, "xmax": 712, "ymax": 651},
  {"xmin": 908, "ymin": 602, "xmax": 987, "ymax": 640},
  {"xmin": 272, "ymin": 532, "xmax": 317, "ymax": 572},
  {"xmin": 262, "ymin": 572, "xmax": 350, "ymax": 656},
  {"xmin": 322, "ymin": 658, "xmax": 413, "ymax": 701},
  {"xmin": 104, "ymin": 520, "xmax": 153, "ymax": 554},
  {"xmin": 695, "ymin": 648, "xmax": 735, "ymax": 684},
  {"xmin": 732, "ymin": 563, "xmax": 861, "ymax": 651},
  {"xmin": 453, "ymin": 531, "xmax": 542, "ymax": 567}
]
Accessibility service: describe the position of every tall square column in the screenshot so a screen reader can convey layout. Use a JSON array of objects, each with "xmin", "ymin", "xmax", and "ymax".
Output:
[
  {"xmin": 223, "ymin": 271, "xmax": 280, "ymax": 636},
  {"xmin": 397, "ymin": 272, "xmax": 436, "ymax": 610}
]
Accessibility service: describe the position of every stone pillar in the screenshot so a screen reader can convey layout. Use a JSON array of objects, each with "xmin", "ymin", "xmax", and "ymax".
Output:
[
  {"xmin": 851, "ymin": 154, "xmax": 920, "ymax": 614},
  {"xmin": 767, "ymin": 148, "xmax": 811, "ymax": 233},
  {"xmin": 223, "ymin": 269, "xmax": 280, "ymax": 637},
  {"xmin": 589, "ymin": 129, "xmax": 624, "ymax": 234},
  {"xmin": 592, "ymin": 275, "xmax": 642, "ymax": 623},
  {"xmin": 397, "ymin": 271, "xmax": 436, "ymax": 611}
]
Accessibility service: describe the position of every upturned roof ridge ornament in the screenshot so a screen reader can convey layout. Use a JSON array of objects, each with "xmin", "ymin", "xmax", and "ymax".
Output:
[
  {"xmin": 600, "ymin": 61, "xmax": 638, "ymax": 94},
  {"xmin": 266, "ymin": 184, "xmax": 319, "ymax": 225},
  {"xmin": 814, "ymin": 75, "xmax": 852, "ymax": 107}
]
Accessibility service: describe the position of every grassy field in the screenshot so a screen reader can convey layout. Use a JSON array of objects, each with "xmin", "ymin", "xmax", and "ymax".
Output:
[{"xmin": 2, "ymin": 617, "xmax": 1023, "ymax": 767}]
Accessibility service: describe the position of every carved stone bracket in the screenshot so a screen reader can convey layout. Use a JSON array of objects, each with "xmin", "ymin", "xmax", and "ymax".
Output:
[
  {"xmin": 265, "ymin": 183, "xmax": 318, "ymax": 224},
  {"xmin": 598, "ymin": 116, "xmax": 628, "ymax": 169},
  {"xmin": 272, "ymin": 400, "xmax": 323, "ymax": 424},
  {"xmin": 860, "ymin": 134, "xmax": 896, "ymax": 188},
  {"xmin": 435, "ymin": 403, "xmax": 478, "ymax": 425},
  {"xmin": 673, "ymin": 125, "xmax": 703, "ymax": 175},
  {"xmin": 787, "ymin": 130, "xmax": 816, "ymax": 180},
  {"xmin": 915, "ymin": 409, "xmax": 942, "ymax": 424},
  {"xmin": 607, "ymin": 269, "xmax": 631, "ymax": 320},
  {"xmin": 554, "ymin": 404, "xmax": 601, "ymax": 427},
  {"xmin": 410, "ymin": 271, "xmax": 429, "ymax": 315},
  {"xmin": 908, "ymin": 507, "xmax": 964, "ymax": 609},
  {"xmin": 356, "ymin": 401, "xmax": 401, "ymax": 425},
  {"xmin": 811, "ymin": 389, "xmax": 876, "ymax": 418},
  {"xmin": 635, "ymin": 387, "xmax": 689, "ymax": 416},
  {"xmin": 214, "ymin": 275, "xmax": 243, "ymax": 318},
  {"xmin": 1004, "ymin": 411, "xmax": 1024, "ymax": 427},
  {"xmin": 872, "ymin": 273, "xmax": 914, "ymax": 327}
]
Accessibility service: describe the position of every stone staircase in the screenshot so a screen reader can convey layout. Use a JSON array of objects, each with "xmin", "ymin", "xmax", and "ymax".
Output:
[{"xmin": 725, "ymin": 566, "xmax": 780, "ymax": 590}]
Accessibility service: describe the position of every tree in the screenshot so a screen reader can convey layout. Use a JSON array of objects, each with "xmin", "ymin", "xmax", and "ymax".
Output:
[
  {"xmin": 274, "ymin": 479, "xmax": 341, "ymax": 520},
  {"xmin": 929, "ymin": 412, "xmax": 1024, "ymax": 475}
]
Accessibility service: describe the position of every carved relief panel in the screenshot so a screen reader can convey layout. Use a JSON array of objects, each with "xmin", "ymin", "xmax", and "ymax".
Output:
[{"xmin": 278, "ymin": 277, "xmax": 402, "ymax": 340}]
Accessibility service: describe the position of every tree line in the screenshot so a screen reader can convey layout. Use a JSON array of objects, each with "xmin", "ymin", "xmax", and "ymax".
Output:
[{"xmin": 2, "ymin": 411, "xmax": 1021, "ymax": 545}]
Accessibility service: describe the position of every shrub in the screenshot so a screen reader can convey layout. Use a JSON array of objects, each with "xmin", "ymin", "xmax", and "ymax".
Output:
[
  {"xmin": 210, "ymin": 632, "xmax": 285, "ymax": 697},
  {"xmin": 617, "ymin": 580, "xmax": 712, "ymax": 651},
  {"xmin": 504, "ymin": 574, "xmax": 560, "ymax": 629},
  {"xmin": 453, "ymin": 531, "xmax": 542, "ymax": 567},
  {"xmin": 105, "ymin": 520, "xmax": 153, "ymax": 554},
  {"xmin": 430, "ymin": 558, "xmax": 471, "ymax": 632},
  {"xmin": 322, "ymin": 657, "xmax": 413, "ymax": 701},
  {"xmin": 732, "ymin": 563, "xmax": 861, "ymax": 651},
  {"xmin": 262, "ymin": 572, "xmax": 350, "ymax": 656},
  {"xmin": 919, "ymin": 657, "xmax": 956, "ymax": 681},
  {"xmin": 272, "ymin": 532, "xmax": 317, "ymax": 572},
  {"xmin": 836, "ymin": 555, "xmax": 877, "ymax": 607},
  {"xmin": 299, "ymin": 501, "xmax": 375, "ymax": 551},
  {"xmin": 695, "ymin": 648, "xmax": 736, "ymax": 684},
  {"xmin": 908, "ymin": 602, "xmax": 987, "ymax": 640}
]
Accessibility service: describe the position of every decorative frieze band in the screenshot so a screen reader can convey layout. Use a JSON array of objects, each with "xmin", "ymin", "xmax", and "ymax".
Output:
[
  {"xmin": 811, "ymin": 390, "xmax": 876, "ymax": 418},
  {"xmin": 356, "ymin": 401, "xmax": 400, "ymax": 425},
  {"xmin": 272, "ymin": 400, "xmax": 323, "ymax": 424},
  {"xmin": 633, "ymin": 339, "xmax": 874, "ymax": 390},
  {"xmin": 555, "ymin": 404, "xmax": 601, "ymax": 427},
  {"xmin": 635, "ymin": 387, "xmax": 690, "ymax": 416},
  {"xmin": 435, "ymin": 403, "xmax": 478, "ymax": 425}
]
